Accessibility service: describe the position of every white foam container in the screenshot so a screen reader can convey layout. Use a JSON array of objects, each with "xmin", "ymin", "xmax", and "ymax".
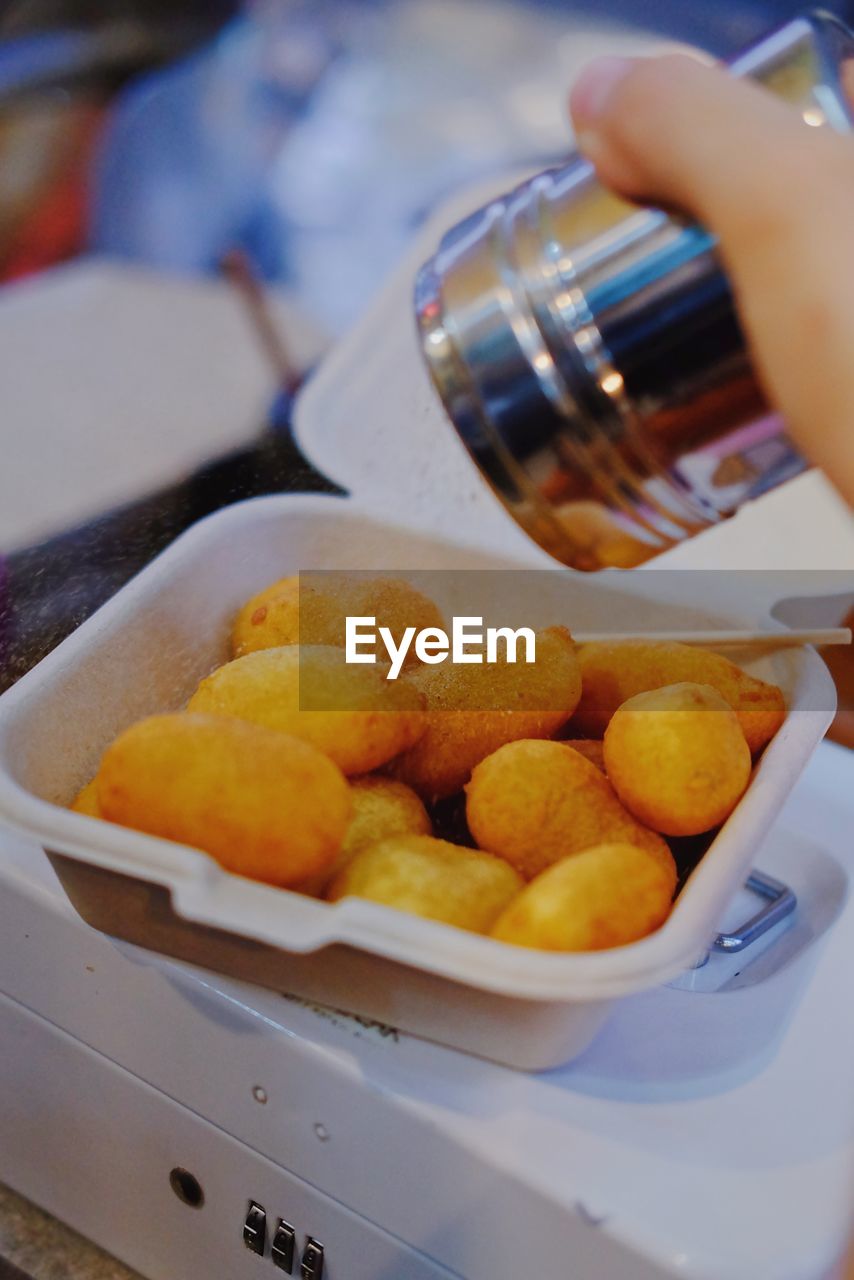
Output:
[
  {"xmin": 0, "ymin": 190, "xmax": 840, "ymax": 1069},
  {"xmin": 0, "ymin": 488, "xmax": 836, "ymax": 1069}
]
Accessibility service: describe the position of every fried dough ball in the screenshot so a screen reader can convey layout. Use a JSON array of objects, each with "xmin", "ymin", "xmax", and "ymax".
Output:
[
  {"xmin": 231, "ymin": 575, "xmax": 299, "ymax": 656},
  {"xmin": 70, "ymin": 778, "xmax": 101, "ymax": 817},
  {"xmin": 389, "ymin": 626, "xmax": 582, "ymax": 801},
  {"xmin": 466, "ymin": 738, "xmax": 676, "ymax": 886},
  {"xmin": 491, "ymin": 843, "xmax": 674, "ymax": 951},
  {"xmin": 188, "ymin": 645, "xmax": 424, "ymax": 776},
  {"xmin": 572, "ymin": 640, "xmax": 785, "ymax": 752},
  {"xmin": 297, "ymin": 777, "xmax": 431, "ymax": 896},
  {"xmin": 562, "ymin": 739, "xmax": 606, "ymax": 773},
  {"xmin": 327, "ymin": 834, "xmax": 522, "ymax": 933},
  {"xmin": 342, "ymin": 777, "xmax": 431, "ymax": 859},
  {"xmin": 97, "ymin": 713, "xmax": 351, "ymax": 887},
  {"xmin": 231, "ymin": 573, "xmax": 445, "ymax": 663},
  {"xmin": 603, "ymin": 682, "xmax": 751, "ymax": 837}
]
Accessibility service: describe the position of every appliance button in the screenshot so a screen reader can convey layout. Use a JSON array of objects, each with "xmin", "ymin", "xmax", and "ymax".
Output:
[
  {"xmin": 243, "ymin": 1202, "xmax": 266, "ymax": 1255},
  {"xmin": 300, "ymin": 1237, "xmax": 324, "ymax": 1279},
  {"xmin": 272, "ymin": 1220, "xmax": 296, "ymax": 1273}
]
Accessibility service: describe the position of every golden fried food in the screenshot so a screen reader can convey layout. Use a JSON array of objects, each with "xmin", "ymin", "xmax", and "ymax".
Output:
[
  {"xmin": 603, "ymin": 682, "xmax": 751, "ymax": 837},
  {"xmin": 562, "ymin": 739, "xmax": 606, "ymax": 773},
  {"xmin": 572, "ymin": 640, "xmax": 785, "ymax": 752},
  {"xmin": 231, "ymin": 573, "xmax": 445, "ymax": 662},
  {"xmin": 231, "ymin": 575, "xmax": 299, "ymax": 656},
  {"xmin": 97, "ymin": 713, "xmax": 351, "ymax": 887},
  {"xmin": 70, "ymin": 778, "xmax": 101, "ymax": 817},
  {"xmin": 342, "ymin": 777, "xmax": 431, "ymax": 860},
  {"xmin": 188, "ymin": 645, "xmax": 424, "ymax": 775},
  {"xmin": 389, "ymin": 626, "xmax": 582, "ymax": 801},
  {"xmin": 491, "ymin": 842, "xmax": 674, "ymax": 950},
  {"xmin": 466, "ymin": 738, "xmax": 676, "ymax": 885},
  {"xmin": 327, "ymin": 834, "xmax": 522, "ymax": 933},
  {"xmin": 297, "ymin": 777, "xmax": 431, "ymax": 896}
]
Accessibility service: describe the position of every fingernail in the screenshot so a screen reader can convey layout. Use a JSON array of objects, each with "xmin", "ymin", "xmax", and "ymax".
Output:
[{"xmin": 571, "ymin": 55, "xmax": 634, "ymax": 123}]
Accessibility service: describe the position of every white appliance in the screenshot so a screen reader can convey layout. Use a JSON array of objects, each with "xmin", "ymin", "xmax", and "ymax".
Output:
[{"xmin": 0, "ymin": 738, "xmax": 852, "ymax": 1280}]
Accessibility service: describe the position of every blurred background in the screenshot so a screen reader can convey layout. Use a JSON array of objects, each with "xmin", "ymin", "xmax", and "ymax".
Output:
[{"xmin": 1, "ymin": 0, "xmax": 852, "ymax": 325}]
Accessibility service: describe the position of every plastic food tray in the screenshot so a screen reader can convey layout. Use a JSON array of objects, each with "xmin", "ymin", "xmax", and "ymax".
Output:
[{"xmin": 0, "ymin": 493, "xmax": 836, "ymax": 1069}]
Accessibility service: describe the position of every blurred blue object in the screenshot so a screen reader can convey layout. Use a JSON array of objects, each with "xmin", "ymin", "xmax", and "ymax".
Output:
[
  {"xmin": 0, "ymin": 29, "xmax": 100, "ymax": 94},
  {"xmin": 88, "ymin": 0, "xmax": 854, "ymax": 331},
  {"xmin": 89, "ymin": 5, "xmax": 340, "ymax": 279},
  {"xmin": 538, "ymin": 0, "xmax": 852, "ymax": 50},
  {"xmin": 0, "ymin": 8, "xmax": 238, "ymax": 104}
]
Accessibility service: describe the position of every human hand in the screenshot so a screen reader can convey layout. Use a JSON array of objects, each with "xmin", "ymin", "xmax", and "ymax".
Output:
[{"xmin": 569, "ymin": 52, "xmax": 854, "ymax": 506}]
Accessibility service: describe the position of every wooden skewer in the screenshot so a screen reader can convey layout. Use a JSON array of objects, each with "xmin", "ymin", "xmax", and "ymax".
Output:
[
  {"xmin": 220, "ymin": 248, "xmax": 302, "ymax": 398},
  {"xmin": 572, "ymin": 628, "xmax": 852, "ymax": 649}
]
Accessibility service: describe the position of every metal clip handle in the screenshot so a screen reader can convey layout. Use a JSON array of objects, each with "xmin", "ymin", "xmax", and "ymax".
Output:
[{"xmin": 712, "ymin": 870, "xmax": 797, "ymax": 954}]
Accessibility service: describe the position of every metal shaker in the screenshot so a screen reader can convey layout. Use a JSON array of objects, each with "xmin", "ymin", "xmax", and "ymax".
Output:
[{"xmin": 415, "ymin": 10, "xmax": 854, "ymax": 570}]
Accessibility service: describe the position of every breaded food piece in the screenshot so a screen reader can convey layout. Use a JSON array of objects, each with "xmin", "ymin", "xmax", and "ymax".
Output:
[
  {"xmin": 188, "ymin": 645, "xmax": 425, "ymax": 776},
  {"xmin": 466, "ymin": 738, "xmax": 676, "ymax": 886},
  {"xmin": 231, "ymin": 573, "xmax": 445, "ymax": 663},
  {"xmin": 327, "ymin": 834, "xmax": 522, "ymax": 933},
  {"xmin": 572, "ymin": 640, "xmax": 785, "ymax": 752},
  {"xmin": 491, "ymin": 842, "xmax": 674, "ymax": 951},
  {"xmin": 70, "ymin": 778, "xmax": 102, "ymax": 817},
  {"xmin": 390, "ymin": 626, "xmax": 582, "ymax": 801},
  {"xmin": 97, "ymin": 713, "xmax": 351, "ymax": 887},
  {"xmin": 563, "ymin": 739, "xmax": 606, "ymax": 773},
  {"xmin": 297, "ymin": 777, "xmax": 431, "ymax": 896},
  {"xmin": 231, "ymin": 576, "xmax": 299, "ymax": 656},
  {"xmin": 604, "ymin": 682, "xmax": 751, "ymax": 837},
  {"xmin": 342, "ymin": 777, "xmax": 431, "ymax": 860}
]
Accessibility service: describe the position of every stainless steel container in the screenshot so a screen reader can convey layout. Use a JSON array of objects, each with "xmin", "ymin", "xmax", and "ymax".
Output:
[{"xmin": 416, "ymin": 10, "xmax": 854, "ymax": 570}]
